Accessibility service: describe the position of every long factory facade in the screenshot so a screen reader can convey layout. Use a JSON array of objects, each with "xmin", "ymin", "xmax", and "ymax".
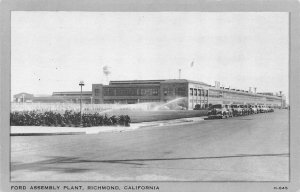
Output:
[
  {"xmin": 13, "ymin": 79, "xmax": 286, "ymax": 110},
  {"xmin": 92, "ymin": 79, "xmax": 285, "ymax": 110}
]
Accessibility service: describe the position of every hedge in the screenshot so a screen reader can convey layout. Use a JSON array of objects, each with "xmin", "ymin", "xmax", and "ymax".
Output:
[{"xmin": 10, "ymin": 110, "xmax": 131, "ymax": 127}]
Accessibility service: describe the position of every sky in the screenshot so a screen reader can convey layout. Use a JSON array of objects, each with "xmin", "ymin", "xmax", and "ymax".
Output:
[{"xmin": 11, "ymin": 12, "xmax": 289, "ymax": 99}]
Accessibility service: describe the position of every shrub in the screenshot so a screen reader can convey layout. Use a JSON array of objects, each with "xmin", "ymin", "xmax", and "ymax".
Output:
[{"xmin": 10, "ymin": 111, "xmax": 131, "ymax": 127}]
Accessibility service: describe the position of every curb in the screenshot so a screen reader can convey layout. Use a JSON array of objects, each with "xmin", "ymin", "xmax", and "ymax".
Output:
[
  {"xmin": 10, "ymin": 116, "xmax": 206, "ymax": 136},
  {"xmin": 10, "ymin": 132, "xmax": 86, "ymax": 136}
]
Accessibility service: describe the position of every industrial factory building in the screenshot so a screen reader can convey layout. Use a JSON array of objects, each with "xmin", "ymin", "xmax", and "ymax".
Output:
[
  {"xmin": 92, "ymin": 79, "xmax": 285, "ymax": 110},
  {"xmin": 13, "ymin": 79, "xmax": 286, "ymax": 110}
]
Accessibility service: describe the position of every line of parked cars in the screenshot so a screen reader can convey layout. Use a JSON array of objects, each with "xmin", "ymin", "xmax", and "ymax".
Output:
[{"xmin": 207, "ymin": 104, "xmax": 274, "ymax": 119}]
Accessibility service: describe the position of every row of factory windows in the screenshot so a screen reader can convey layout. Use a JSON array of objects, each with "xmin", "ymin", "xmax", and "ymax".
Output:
[
  {"xmin": 189, "ymin": 99, "xmax": 208, "ymax": 103},
  {"xmin": 95, "ymin": 87, "xmax": 282, "ymax": 101},
  {"xmin": 189, "ymin": 88, "xmax": 209, "ymax": 97},
  {"xmin": 163, "ymin": 87, "xmax": 186, "ymax": 96},
  {"xmin": 94, "ymin": 99, "xmax": 160, "ymax": 104},
  {"xmin": 94, "ymin": 88, "xmax": 160, "ymax": 97},
  {"xmin": 96, "ymin": 87, "xmax": 189, "ymax": 97},
  {"xmin": 206, "ymin": 90, "xmax": 282, "ymax": 101}
]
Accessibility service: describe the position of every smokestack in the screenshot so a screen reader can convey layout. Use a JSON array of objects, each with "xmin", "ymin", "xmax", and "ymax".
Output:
[
  {"xmin": 254, "ymin": 87, "xmax": 257, "ymax": 93},
  {"xmin": 178, "ymin": 69, "xmax": 181, "ymax": 79}
]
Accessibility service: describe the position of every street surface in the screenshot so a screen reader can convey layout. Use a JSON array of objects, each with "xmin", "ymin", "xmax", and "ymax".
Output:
[{"xmin": 11, "ymin": 110, "xmax": 289, "ymax": 181}]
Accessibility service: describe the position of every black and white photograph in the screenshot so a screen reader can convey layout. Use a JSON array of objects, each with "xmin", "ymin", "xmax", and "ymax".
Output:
[{"xmin": 9, "ymin": 11, "xmax": 290, "ymax": 183}]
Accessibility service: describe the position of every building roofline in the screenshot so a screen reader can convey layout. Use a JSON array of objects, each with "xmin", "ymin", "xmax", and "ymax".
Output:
[
  {"xmin": 109, "ymin": 79, "xmax": 210, "ymax": 86},
  {"xmin": 52, "ymin": 91, "xmax": 92, "ymax": 95},
  {"xmin": 209, "ymin": 86, "xmax": 283, "ymax": 99}
]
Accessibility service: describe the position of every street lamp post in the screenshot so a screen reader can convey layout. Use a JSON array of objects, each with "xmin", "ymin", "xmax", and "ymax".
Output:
[{"xmin": 79, "ymin": 81, "xmax": 85, "ymax": 127}]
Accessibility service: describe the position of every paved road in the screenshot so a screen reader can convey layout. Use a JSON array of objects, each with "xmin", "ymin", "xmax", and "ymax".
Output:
[{"xmin": 11, "ymin": 110, "xmax": 289, "ymax": 181}]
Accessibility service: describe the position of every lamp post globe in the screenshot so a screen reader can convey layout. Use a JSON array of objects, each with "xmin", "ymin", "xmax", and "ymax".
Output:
[
  {"xmin": 79, "ymin": 81, "xmax": 85, "ymax": 87},
  {"xmin": 79, "ymin": 81, "xmax": 85, "ymax": 127}
]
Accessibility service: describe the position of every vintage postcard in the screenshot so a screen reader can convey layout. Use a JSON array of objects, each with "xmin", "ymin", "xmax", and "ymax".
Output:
[{"xmin": 1, "ymin": 1, "xmax": 300, "ymax": 192}]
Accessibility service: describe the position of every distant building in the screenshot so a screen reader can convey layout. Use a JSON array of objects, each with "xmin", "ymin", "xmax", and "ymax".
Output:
[
  {"xmin": 13, "ymin": 91, "xmax": 92, "ymax": 104},
  {"xmin": 13, "ymin": 92, "xmax": 34, "ymax": 103}
]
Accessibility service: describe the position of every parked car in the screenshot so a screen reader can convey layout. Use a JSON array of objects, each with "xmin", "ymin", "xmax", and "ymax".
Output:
[
  {"xmin": 249, "ymin": 105, "xmax": 258, "ymax": 114},
  {"xmin": 231, "ymin": 104, "xmax": 243, "ymax": 116},
  {"xmin": 225, "ymin": 104, "xmax": 234, "ymax": 117},
  {"xmin": 238, "ymin": 105, "xmax": 249, "ymax": 115},
  {"xmin": 257, "ymin": 105, "xmax": 265, "ymax": 113},
  {"xmin": 266, "ymin": 106, "xmax": 274, "ymax": 112},
  {"xmin": 255, "ymin": 105, "xmax": 261, "ymax": 113},
  {"xmin": 242, "ymin": 105, "xmax": 251, "ymax": 115},
  {"xmin": 207, "ymin": 104, "xmax": 232, "ymax": 119},
  {"xmin": 260, "ymin": 105, "xmax": 268, "ymax": 113},
  {"xmin": 268, "ymin": 106, "xmax": 274, "ymax": 112}
]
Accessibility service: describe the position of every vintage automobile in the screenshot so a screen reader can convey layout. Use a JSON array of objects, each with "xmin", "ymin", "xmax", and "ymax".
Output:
[
  {"xmin": 265, "ymin": 106, "xmax": 274, "ymax": 112},
  {"xmin": 207, "ymin": 104, "xmax": 232, "ymax": 119},
  {"xmin": 241, "ymin": 105, "xmax": 251, "ymax": 115},
  {"xmin": 255, "ymin": 105, "xmax": 261, "ymax": 113},
  {"xmin": 230, "ymin": 104, "xmax": 244, "ymax": 116},
  {"xmin": 258, "ymin": 105, "xmax": 268, "ymax": 113},
  {"xmin": 268, "ymin": 106, "xmax": 274, "ymax": 112},
  {"xmin": 249, "ymin": 105, "xmax": 258, "ymax": 114},
  {"xmin": 257, "ymin": 105, "xmax": 265, "ymax": 113},
  {"xmin": 262, "ymin": 105, "xmax": 269, "ymax": 113},
  {"xmin": 225, "ymin": 104, "xmax": 234, "ymax": 117}
]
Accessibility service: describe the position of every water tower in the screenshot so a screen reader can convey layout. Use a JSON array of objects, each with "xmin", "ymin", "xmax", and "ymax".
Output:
[{"xmin": 102, "ymin": 65, "xmax": 111, "ymax": 85}]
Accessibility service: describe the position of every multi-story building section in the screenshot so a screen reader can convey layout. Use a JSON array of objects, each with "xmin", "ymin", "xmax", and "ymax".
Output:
[{"xmin": 92, "ymin": 79, "xmax": 285, "ymax": 110}]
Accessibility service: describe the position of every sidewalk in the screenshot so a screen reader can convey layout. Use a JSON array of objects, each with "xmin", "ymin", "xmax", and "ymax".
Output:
[{"xmin": 10, "ymin": 116, "xmax": 206, "ymax": 136}]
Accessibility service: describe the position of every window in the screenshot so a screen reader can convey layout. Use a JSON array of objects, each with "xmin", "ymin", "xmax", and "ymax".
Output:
[
  {"xmin": 194, "ymin": 89, "xmax": 197, "ymax": 96},
  {"xmin": 190, "ymin": 88, "xmax": 193, "ymax": 96},
  {"xmin": 141, "ymin": 89, "xmax": 151, "ymax": 96},
  {"xmin": 103, "ymin": 88, "xmax": 115, "ymax": 96},
  {"xmin": 152, "ymin": 89, "xmax": 159, "ymax": 96},
  {"xmin": 163, "ymin": 89, "xmax": 168, "ymax": 96},
  {"xmin": 176, "ymin": 87, "xmax": 186, "ymax": 96},
  {"xmin": 209, "ymin": 90, "xmax": 222, "ymax": 98},
  {"xmin": 163, "ymin": 87, "xmax": 174, "ymax": 96},
  {"xmin": 116, "ymin": 88, "xmax": 137, "ymax": 96},
  {"xmin": 198, "ymin": 89, "xmax": 201, "ymax": 96},
  {"xmin": 128, "ymin": 88, "xmax": 138, "ymax": 96},
  {"xmin": 95, "ymin": 89, "xmax": 100, "ymax": 96},
  {"xmin": 140, "ymin": 88, "xmax": 159, "ymax": 96},
  {"xmin": 201, "ymin": 89, "xmax": 205, "ymax": 96}
]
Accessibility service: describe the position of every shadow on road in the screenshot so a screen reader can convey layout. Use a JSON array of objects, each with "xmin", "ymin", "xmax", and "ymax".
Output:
[{"xmin": 11, "ymin": 153, "xmax": 289, "ymax": 174}]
